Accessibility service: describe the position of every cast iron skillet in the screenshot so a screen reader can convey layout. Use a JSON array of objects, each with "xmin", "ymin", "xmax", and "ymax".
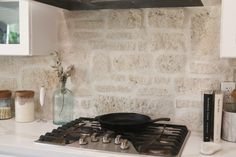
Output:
[{"xmin": 95, "ymin": 112, "xmax": 170, "ymax": 132}]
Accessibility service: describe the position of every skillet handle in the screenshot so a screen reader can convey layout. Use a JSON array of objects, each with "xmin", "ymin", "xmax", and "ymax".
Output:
[
  {"xmin": 150, "ymin": 118, "xmax": 170, "ymax": 123},
  {"xmin": 94, "ymin": 116, "xmax": 101, "ymax": 120}
]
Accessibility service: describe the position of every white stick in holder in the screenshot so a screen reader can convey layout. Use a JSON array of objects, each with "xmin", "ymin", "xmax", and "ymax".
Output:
[
  {"xmin": 40, "ymin": 86, "xmax": 46, "ymax": 107},
  {"xmin": 37, "ymin": 86, "xmax": 47, "ymax": 122}
]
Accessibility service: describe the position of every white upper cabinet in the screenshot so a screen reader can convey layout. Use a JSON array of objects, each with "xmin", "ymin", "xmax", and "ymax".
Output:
[
  {"xmin": 0, "ymin": 0, "xmax": 60, "ymax": 56},
  {"xmin": 220, "ymin": 0, "xmax": 236, "ymax": 58}
]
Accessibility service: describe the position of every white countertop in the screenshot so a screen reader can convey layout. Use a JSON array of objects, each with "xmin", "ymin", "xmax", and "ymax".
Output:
[{"xmin": 0, "ymin": 119, "xmax": 235, "ymax": 157}]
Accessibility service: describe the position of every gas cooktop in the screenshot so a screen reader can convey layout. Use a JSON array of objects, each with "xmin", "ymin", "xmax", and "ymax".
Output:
[{"xmin": 36, "ymin": 117, "xmax": 190, "ymax": 157}]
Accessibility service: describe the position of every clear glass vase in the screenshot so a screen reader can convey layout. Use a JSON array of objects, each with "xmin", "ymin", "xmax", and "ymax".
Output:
[{"xmin": 53, "ymin": 82, "xmax": 74, "ymax": 125}]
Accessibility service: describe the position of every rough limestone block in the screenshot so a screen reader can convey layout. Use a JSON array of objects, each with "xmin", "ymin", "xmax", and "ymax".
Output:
[
  {"xmin": 59, "ymin": 42, "xmax": 90, "ymax": 55},
  {"xmin": 128, "ymin": 75, "xmax": 152, "ymax": 85},
  {"xmin": 155, "ymin": 54, "xmax": 186, "ymax": 73},
  {"xmin": 150, "ymin": 33, "xmax": 186, "ymax": 51},
  {"xmin": 0, "ymin": 78, "xmax": 17, "ymax": 91},
  {"xmin": 73, "ymin": 98, "xmax": 98, "ymax": 118},
  {"xmin": 95, "ymin": 85, "xmax": 131, "ymax": 93},
  {"xmin": 63, "ymin": 10, "xmax": 105, "ymax": 20},
  {"xmin": 0, "ymin": 57, "xmax": 18, "ymax": 76},
  {"xmin": 22, "ymin": 57, "xmax": 53, "ymax": 67},
  {"xmin": 108, "ymin": 10, "xmax": 144, "ymax": 29},
  {"xmin": 61, "ymin": 50, "xmax": 90, "ymax": 68},
  {"xmin": 191, "ymin": 7, "xmax": 220, "ymax": 54},
  {"xmin": 70, "ymin": 67, "xmax": 92, "ymax": 96},
  {"xmin": 91, "ymin": 40, "xmax": 136, "ymax": 51},
  {"xmin": 133, "ymin": 98, "xmax": 175, "ymax": 118},
  {"xmin": 66, "ymin": 10, "xmax": 106, "ymax": 30},
  {"xmin": 153, "ymin": 77, "xmax": 171, "ymax": 85},
  {"xmin": 91, "ymin": 53, "xmax": 110, "ymax": 80},
  {"xmin": 175, "ymin": 78, "xmax": 220, "ymax": 95},
  {"xmin": 175, "ymin": 99, "xmax": 201, "ymax": 108},
  {"xmin": 72, "ymin": 32, "xmax": 103, "ymax": 41},
  {"xmin": 189, "ymin": 61, "xmax": 232, "ymax": 75},
  {"xmin": 69, "ymin": 19, "xmax": 105, "ymax": 30},
  {"xmin": 111, "ymin": 74, "xmax": 126, "ymax": 82},
  {"xmin": 113, "ymin": 54, "xmax": 152, "ymax": 71},
  {"xmin": 93, "ymin": 96, "xmax": 134, "ymax": 114},
  {"xmin": 106, "ymin": 32, "xmax": 137, "ymax": 40},
  {"xmin": 72, "ymin": 84, "xmax": 92, "ymax": 97},
  {"xmin": 137, "ymin": 87, "xmax": 172, "ymax": 96},
  {"xmin": 58, "ymin": 21, "xmax": 72, "ymax": 43},
  {"xmin": 148, "ymin": 8, "xmax": 185, "ymax": 28},
  {"xmin": 138, "ymin": 41, "xmax": 148, "ymax": 52}
]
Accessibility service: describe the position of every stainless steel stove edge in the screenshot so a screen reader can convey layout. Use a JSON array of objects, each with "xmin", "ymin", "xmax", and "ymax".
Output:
[{"xmin": 177, "ymin": 130, "xmax": 191, "ymax": 157}]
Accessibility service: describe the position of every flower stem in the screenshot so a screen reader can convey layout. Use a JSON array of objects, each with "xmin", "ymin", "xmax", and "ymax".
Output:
[
  {"xmin": 59, "ymin": 81, "xmax": 66, "ymax": 117},
  {"xmin": 59, "ymin": 93, "xmax": 65, "ymax": 117}
]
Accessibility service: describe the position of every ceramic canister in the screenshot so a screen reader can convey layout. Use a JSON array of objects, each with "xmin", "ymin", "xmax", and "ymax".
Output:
[
  {"xmin": 222, "ymin": 103, "xmax": 236, "ymax": 142},
  {"xmin": 15, "ymin": 90, "xmax": 35, "ymax": 123}
]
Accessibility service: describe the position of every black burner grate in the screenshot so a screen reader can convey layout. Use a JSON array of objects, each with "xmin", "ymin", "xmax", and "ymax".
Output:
[{"xmin": 120, "ymin": 123, "xmax": 188, "ymax": 156}]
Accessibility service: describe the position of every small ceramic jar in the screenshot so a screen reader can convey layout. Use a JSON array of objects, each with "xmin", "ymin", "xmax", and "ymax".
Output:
[
  {"xmin": 0, "ymin": 90, "xmax": 12, "ymax": 120},
  {"xmin": 15, "ymin": 90, "xmax": 35, "ymax": 122}
]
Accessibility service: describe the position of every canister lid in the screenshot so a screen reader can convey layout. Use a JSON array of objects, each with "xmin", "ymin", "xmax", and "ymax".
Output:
[
  {"xmin": 15, "ymin": 90, "xmax": 34, "ymax": 98},
  {"xmin": 0, "ymin": 90, "xmax": 11, "ymax": 98}
]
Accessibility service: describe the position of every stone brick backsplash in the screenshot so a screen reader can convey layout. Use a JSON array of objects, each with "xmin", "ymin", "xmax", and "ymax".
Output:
[{"xmin": 0, "ymin": 5, "xmax": 234, "ymax": 132}]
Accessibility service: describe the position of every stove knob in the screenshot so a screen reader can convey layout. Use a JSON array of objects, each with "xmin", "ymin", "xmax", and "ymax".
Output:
[
  {"xmin": 115, "ymin": 135, "xmax": 122, "ymax": 145},
  {"xmin": 79, "ymin": 135, "xmax": 88, "ymax": 145},
  {"xmin": 102, "ymin": 134, "xmax": 111, "ymax": 144},
  {"xmin": 120, "ymin": 139, "xmax": 129, "ymax": 150},
  {"xmin": 91, "ymin": 133, "xmax": 99, "ymax": 142}
]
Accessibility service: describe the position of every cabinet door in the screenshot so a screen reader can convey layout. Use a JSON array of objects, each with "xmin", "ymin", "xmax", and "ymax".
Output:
[
  {"xmin": 0, "ymin": 0, "xmax": 30, "ymax": 55},
  {"xmin": 220, "ymin": 0, "xmax": 236, "ymax": 58}
]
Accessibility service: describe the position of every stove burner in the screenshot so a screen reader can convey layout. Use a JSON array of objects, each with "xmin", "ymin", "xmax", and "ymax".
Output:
[
  {"xmin": 114, "ymin": 135, "xmax": 122, "ymax": 145},
  {"xmin": 120, "ymin": 139, "xmax": 130, "ymax": 150},
  {"xmin": 37, "ymin": 117, "xmax": 190, "ymax": 157},
  {"xmin": 79, "ymin": 135, "xmax": 88, "ymax": 145},
  {"xmin": 91, "ymin": 133, "xmax": 99, "ymax": 142},
  {"xmin": 102, "ymin": 133, "xmax": 112, "ymax": 144}
]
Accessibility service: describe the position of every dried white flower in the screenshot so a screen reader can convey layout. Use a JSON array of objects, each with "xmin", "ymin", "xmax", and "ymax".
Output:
[{"xmin": 51, "ymin": 51, "xmax": 75, "ymax": 84}]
